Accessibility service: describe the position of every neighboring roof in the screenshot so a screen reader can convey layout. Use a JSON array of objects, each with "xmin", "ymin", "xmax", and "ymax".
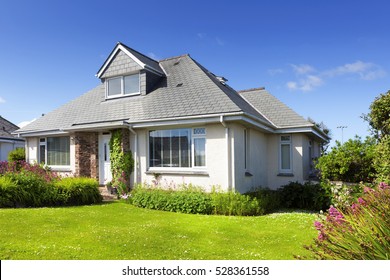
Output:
[
  {"xmin": 0, "ymin": 116, "xmax": 24, "ymax": 141},
  {"xmin": 238, "ymin": 88, "xmax": 313, "ymax": 128},
  {"xmin": 16, "ymin": 44, "xmax": 327, "ymax": 142}
]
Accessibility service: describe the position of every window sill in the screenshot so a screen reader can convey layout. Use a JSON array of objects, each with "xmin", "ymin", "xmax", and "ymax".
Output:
[
  {"xmin": 49, "ymin": 166, "xmax": 72, "ymax": 172},
  {"xmin": 277, "ymin": 173, "xmax": 294, "ymax": 177},
  {"xmin": 145, "ymin": 169, "xmax": 209, "ymax": 176}
]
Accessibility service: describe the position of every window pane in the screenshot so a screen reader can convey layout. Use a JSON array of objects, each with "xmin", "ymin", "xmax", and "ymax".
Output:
[
  {"xmin": 108, "ymin": 77, "xmax": 121, "ymax": 96},
  {"xmin": 180, "ymin": 129, "xmax": 191, "ymax": 167},
  {"xmin": 161, "ymin": 130, "xmax": 171, "ymax": 167},
  {"xmin": 39, "ymin": 145, "xmax": 46, "ymax": 164},
  {"xmin": 149, "ymin": 130, "xmax": 161, "ymax": 167},
  {"xmin": 124, "ymin": 74, "xmax": 139, "ymax": 94},
  {"xmin": 171, "ymin": 130, "xmax": 180, "ymax": 167},
  {"xmin": 47, "ymin": 137, "xmax": 70, "ymax": 166},
  {"xmin": 281, "ymin": 144, "xmax": 291, "ymax": 170},
  {"xmin": 194, "ymin": 138, "xmax": 206, "ymax": 167}
]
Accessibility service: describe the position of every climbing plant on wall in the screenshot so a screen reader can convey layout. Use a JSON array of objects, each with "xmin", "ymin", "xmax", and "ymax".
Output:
[{"xmin": 109, "ymin": 129, "xmax": 134, "ymax": 195}]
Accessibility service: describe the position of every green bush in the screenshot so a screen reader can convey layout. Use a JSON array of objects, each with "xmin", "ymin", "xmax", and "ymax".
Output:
[
  {"xmin": 130, "ymin": 185, "xmax": 213, "ymax": 214},
  {"xmin": 8, "ymin": 148, "xmax": 26, "ymax": 162},
  {"xmin": 0, "ymin": 176, "xmax": 19, "ymax": 207},
  {"xmin": 55, "ymin": 177, "xmax": 102, "ymax": 206},
  {"xmin": 0, "ymin": 162, "xmax": 102, "ymax": 207},
  {"xmin": 320, "ymin": 181, "xmax": 365, "ymax": 209},
  {"xmin": 316, "ymin": 136, "xmax": 376, "ymax": 183},
  {"xmin": 305, "ymin": 183, "xmax": 390, "ymax": 259},
  {"xmin": 245, "ymin": 188, "xmax": 281, "ymax": 214},
  {"xmin": 210, "ymin": 191, "xmax": 262, "ymax": 216},
  {"xmin": 129, "ymin": 184, "xmax": 274, "ymax": 216},
  {"xmin": 4, "ymin": 171, "xmax": 57, "ymax": 207},
  {"xmin": 278, "ymin": 181, "xmax": 330, "ymax": 211}
]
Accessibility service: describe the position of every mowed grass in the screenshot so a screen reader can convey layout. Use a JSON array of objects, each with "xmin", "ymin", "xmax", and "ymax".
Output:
[{"xmin": 0, "ymin": 202, "xmax": 317, "ymax": 260}]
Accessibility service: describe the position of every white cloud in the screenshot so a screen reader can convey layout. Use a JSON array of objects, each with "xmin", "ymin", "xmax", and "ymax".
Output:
[
  {"xmin": 0, "ymin": 97, "xmax": 5, "ymax": 103},
  {"xmin": 286, "ymin": 75, "xmax": 323, "ymax": 92},
  {"xmin": 290, "ymin": 64, "xmax": 315, "ymax": 75},
  {"xmin": 18, "ymin": 118, "xmax": 36, "ymax": 128},
  {"xmin": 324, "ymin": 60, "xmax": 386, "ymax": 80},
  {"xmin": 268, "ymin": 68, "xmax": 284, "ymax": 76}
]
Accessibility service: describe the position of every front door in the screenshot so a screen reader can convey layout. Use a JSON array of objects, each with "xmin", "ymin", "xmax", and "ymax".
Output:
[{"xmin": 99, "ymin": 133, "xmax": 112, "ymax": 185}]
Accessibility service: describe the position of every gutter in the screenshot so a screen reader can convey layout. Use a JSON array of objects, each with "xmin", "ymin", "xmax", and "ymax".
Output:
[{"xmin": 220, "ymin": 115, "xmax": 234, "ymax": 191}]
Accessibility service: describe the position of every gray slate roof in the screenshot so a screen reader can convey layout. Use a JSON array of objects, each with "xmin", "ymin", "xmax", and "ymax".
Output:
[
  {"xmin": 17, "ymin": 48, "xmax": 314, "ymax": 135},
  {"xmin": 0, "ymin": 116, "xmax": 23, "ymax": 140},
  {"xmin": 239, "ymin": 88, "xmax": 312, "ymax": 128}
]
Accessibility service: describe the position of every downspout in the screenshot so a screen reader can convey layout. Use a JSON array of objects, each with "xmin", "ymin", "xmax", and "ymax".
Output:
[
  {"xmin": 127, "ymin": 125, "xmax": 138, "ymax": 187},
  {"xmin": 220, "ymin": 115, "xmax": 233, "ymax": 191}
]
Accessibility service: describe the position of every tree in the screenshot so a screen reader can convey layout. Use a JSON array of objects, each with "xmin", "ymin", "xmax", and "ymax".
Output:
[
  {"xmin": 373, "ymin": 135, "xmax": 390, "ymax": 183},
  {"xmin": 316, "ymin": 136, "xmax": 376, "ymax": 183},
  {"xmin": 363, "ymin": 89, "xmax": 390, "ymax": 138}
]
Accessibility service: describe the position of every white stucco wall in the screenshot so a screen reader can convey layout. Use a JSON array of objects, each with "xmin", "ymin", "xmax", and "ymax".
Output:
[
  {"xmin": 232, "ymin": 124, "xmax": 268, "ymax": 193},
  {"xmin": 26, "ymin": 137, "xmax": 38, "ymax": 164},
  {"xmin": 266, "ymin": 134, "xmax": 305, "ymax": 189},
  {"xmin": 135, "ymin": 124, "xmax": 229, "ymax": 192}
]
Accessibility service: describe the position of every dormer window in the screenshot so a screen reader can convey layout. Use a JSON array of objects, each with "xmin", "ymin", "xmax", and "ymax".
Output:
[{"xmin": 106, "ymin": 73, "xmax": 140, "ymax": 98}]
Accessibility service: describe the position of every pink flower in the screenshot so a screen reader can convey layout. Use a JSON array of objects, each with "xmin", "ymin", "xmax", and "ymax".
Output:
[{"xmin": 314, "ymin": 221, "xmax": 324, "ymax": 231}]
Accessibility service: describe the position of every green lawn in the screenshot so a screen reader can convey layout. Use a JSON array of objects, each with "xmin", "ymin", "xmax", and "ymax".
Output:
[{"xmin": 0, "ymin": 202, "xmax": 317, "ymax": 260}]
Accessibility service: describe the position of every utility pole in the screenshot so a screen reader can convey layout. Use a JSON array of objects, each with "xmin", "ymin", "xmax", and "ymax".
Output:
[{"xmin": 337, "ymin": 126, "xmax": 348, "ymax": 144}]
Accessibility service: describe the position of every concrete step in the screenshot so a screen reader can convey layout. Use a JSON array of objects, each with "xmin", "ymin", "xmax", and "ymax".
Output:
[{"xmin": 99, "ymin": 186, "xmax": 117, "ymax": 201}]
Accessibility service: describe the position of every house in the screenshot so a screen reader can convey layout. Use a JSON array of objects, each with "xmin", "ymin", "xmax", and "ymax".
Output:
[
  {"xmin": 0, "ymin": 116, "xmax": 25, "ymax": 161},
  {"xmin": 15, "ymin": 42, "xmax": 329, "ymax": 193}
]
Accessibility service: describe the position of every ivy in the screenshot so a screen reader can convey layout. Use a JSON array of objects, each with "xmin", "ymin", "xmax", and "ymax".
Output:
[{"xmin": 109, "ymin": 129, "xmax": 134, "ymax": 195}]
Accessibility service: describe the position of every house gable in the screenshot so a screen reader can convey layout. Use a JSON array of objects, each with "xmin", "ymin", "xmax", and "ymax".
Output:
[{"xmin": 99, "ymin": 49, "xmax": 143, "ymax": 79}]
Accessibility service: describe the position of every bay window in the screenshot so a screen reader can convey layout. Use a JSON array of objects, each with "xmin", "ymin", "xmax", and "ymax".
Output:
[{"xmin": 149, "ymin": 128, "xmax": 206, "ymax": 168}]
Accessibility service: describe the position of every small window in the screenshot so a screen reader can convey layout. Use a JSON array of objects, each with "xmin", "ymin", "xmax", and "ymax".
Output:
[
  {"xmin": 107, "ymin": 73, "xmax": 140, "ymax": 98},
  {"xmin": 279, "ymin": 135, "xmax": 292, "ymax": 173}
]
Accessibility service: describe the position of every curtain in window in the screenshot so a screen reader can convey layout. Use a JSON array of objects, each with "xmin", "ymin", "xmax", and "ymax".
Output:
[
  {"xmin": 281, "ymin": 143, "xmax": 291, "ymax": 170},
  {"xmin": 47, "ymin": 137, "xmax": 70, "ymax": 166}
]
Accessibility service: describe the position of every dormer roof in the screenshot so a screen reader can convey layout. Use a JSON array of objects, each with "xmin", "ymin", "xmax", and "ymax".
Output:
[{"xmin": 97, "ymin": 42, "xmax": 165, "ymax": 78}]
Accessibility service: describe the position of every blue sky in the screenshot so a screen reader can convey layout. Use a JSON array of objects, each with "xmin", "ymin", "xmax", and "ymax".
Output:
[{"xmin": 1, "ymin": 0, "xmax": 389, "ymax": 147}]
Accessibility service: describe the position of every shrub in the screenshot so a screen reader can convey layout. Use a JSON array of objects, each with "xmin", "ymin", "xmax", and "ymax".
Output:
[
  {"xmin": 305, "ymin": 183, "xmax": 390, "ymax": 259},
  {"xmin": 320, "ymin": 180, "xmax": 365, "ymax": 209},
  {"xmin": 8, "ymin": 148, "xmax": 26, "ymax": 162},
  {"xmin": 373, "ymin": 134, "xmax": 390, "ymax": 184},
  {"xmin": 130, "ymin": 184, "xmax": 213, "ymax": 214},
  {"xmin": 316, "ymin": 136, "xmax": 376, "ymax": 183},
  {"xmin": 4, "ymin": 170, "xmax": 57, "ymax": 207},
  {"xmin": 210, "ymin": 190, "xmax": 262, "ymax": 216},
  {"xmin": 129, "ymin": 184, "xmax": 273, "ymax": 216},
  {"xmin": 278, "ymin": 181, "xmax": 330, "ymax": 211},
  {"xmin": 0, "ymin": 162, "xmax": 102, "ymax": 207},
  {"xmin": 0, "ymin": 176, "xmax": 19, "ymax": 207},
  {"xmin": 245, "ymin": 188, "xmax": 281, "ymax": 214},
  {"xmin": 55, "ymin": 177, "xmax": 102, "ymax": 206}
]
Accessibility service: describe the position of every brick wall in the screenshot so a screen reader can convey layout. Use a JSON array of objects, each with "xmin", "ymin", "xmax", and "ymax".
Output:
[{"xmin": 74, "ymin": 132, "xmax": 99, "ymax": 180}]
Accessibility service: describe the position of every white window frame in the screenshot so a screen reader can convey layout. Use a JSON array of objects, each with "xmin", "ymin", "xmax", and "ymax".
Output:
[
  {"xmin": 148, "ymin": 127, "xmax": 207, "ymax": 171},
  {"xmin": 39, "ymin": 136, "xmax": 71, "ymax": 169},
  {"xmin": 279, "ymin": 135, "xmax": 293, "ymax": 174},
  {"xmin": 106, "ymin": 73, "xmax": 140, "ymax": 99},
  {"xmin": 192, "ymin": 128, "xmax": 206, "ymax": 168}
]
